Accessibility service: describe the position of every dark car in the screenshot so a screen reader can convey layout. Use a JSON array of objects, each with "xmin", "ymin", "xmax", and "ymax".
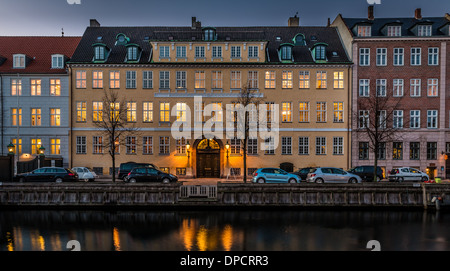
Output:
[
  {"xmin": 347, "ymin": 166, "xmax": 384, "ymax": 182},
  {"xmin": 118, "ymin": 162, "xmax": 157, "ymax": 180},
  {"xmin": 14, "ymin": 167, "xmax": 79, "ymax": 183},
  {"xmin": 292, "ymin": 167, "xmax": 315, "ymax": 181},
  {"xmin": 124, "ymin": 167, "xmax": 178, "ymax": 183}
]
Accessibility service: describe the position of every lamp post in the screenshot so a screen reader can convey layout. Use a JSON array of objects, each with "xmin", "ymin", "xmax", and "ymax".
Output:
[
  {"xmin": 186, "ymin": 140, "xmax": 191, "ymax": 159},
  {"xmin": 38, "ymin": 145, "xmax": 45, "ymax": 168},
  {"xmin": 225, "ymin": 140, "xmax": 230, "ymax": 159},
  {"xmin": 7, "ymin": 142, "xmax": 15, "ymax": 155},
  {"xmin": 7, "ymin": 143, "xmax": 15, "ymax": 182}
]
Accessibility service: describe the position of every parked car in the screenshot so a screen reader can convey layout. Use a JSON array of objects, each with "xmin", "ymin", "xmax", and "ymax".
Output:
[
  {"xmin": 347, "ymin": 166, "xmax": 384, "ymax": 182},
  {"xmin": 14, "ymin": 167, "xmax": 79, "ymax": 183},
  {"xmin": 252, "ymin": 168, "xmax": 300, "ymax": 184},
  {"xmin": 292, "ymin": 167, "xmax": 315, "ymax": 181},
  {"xmin": 306, "ymin": 167, "xmax": 362, "ymax": 184},
  {"xmin": 118, "ymin": 162, "xmax": 157, "ymax": 180},
  {"xmin": 72, "ymin": 167, "xmax": 98, "ymax": 182},
  {"xmin": 124, "ymin": 167, "xmax": 178, "ymax": 183},
  {"xmin": 388, "ymin": 167, "xmax": 429, "ymax": 182}
]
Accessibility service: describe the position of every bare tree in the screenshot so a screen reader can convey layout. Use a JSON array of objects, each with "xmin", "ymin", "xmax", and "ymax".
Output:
[
  {"xmin": 93, "ymin": 89, "xmax": 139, "ymax": 183},
  {"xmin": 355, "ymin": 91, "xmax": 405, "ymax": 182}
]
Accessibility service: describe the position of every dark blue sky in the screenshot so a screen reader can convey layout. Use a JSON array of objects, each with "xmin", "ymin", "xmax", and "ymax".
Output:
[{"xmin": 1, "ymin": 0, "xmax": 450, "ymax": 36}]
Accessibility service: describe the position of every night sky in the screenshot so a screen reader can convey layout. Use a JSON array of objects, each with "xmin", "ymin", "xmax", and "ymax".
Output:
[{"xmin": 1, "ymin": 0, "xmax": 450, "ymax": 36}]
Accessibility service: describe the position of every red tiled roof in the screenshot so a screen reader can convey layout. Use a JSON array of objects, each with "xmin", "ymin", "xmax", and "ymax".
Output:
[{"xmin": 0, "ymin": 36, "xmax": 81, "ymax": 74}]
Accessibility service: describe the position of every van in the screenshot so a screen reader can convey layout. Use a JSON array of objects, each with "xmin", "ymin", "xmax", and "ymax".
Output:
[
  {"xmin": 118, "ymin": 162, "xmax": 157, "ymax": 180},
  {"xmin": 347, "ymin": 166, "xmax": 384, "ymax": 182}
]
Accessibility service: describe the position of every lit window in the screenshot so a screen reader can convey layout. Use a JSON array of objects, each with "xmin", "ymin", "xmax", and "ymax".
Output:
[
  {"xmin": 195, "ymin": 71, "xmax": 205, "ymax": 89},
  {"xmin": 50, "ymin": 108, "xmax": 61, "ymax": 126},
  {"xmin": 333, "ymin": 71, "xmax": 344, "ymax": 89},
  {"xmin": 333, "ymin": 102, "xmax": 344, "ymax": 123},
  {"xmin": 31, "ymin": 108, "xmax": 42, "ymax": 126},
  {"xmin": 316, "ymin": 71, "xmax": 327, "ymax": 89},
  {"xmin": 109, "ymin": 71, "xmax": 120, "ymax": 89},
  {"xmin": 93, "ymin": 136, "xmax": 103, "ymax": 154},
  {"xmin": 126, "ymin": 136, "xmax": 137, "ymax": 154},
  {"xmin": 160, "ymin": 102, "xmax": 170, "ymax": 122},
  {"xmin": 31, "ymin": 139, "xmax": 42, "ymax": 155},
  {"xmin": 265, "ymin": 71, "xmax": 275, "ymax": 89},
  {"xmin": 299, "ymin": 71, "xmax": 310, "ymax": 89},
  {"xmin": 143, "ymin": 102, "xmax": 153, "ymax": 122},
  {"xmin": 357, "ymin": 25, "xmax": 371, "ymax": 37},
  {"xmin": 76, "ymin": 102, "xmax": 86, "ymax": 122},
  {"xmin": 93, "ymin": 71, "xmax": 103, "ymax": 88},
  {"xmin": 11, "ymin": 108, "xmax": 22, "ymax": 126},
  {"xmin": 127, "ymin": 102, "xmax": 137, "ymax": 122},
  {"xmin": 31, "ymin": 79, "xmax": 41, "ymax": 96},
  {"xmin": 11, "ymin": 79, "xmax": 22, "ymax": 96},
  {"xmin": 76, "ymin": 71, "xmax": 86, "ymax": 89},
  {"xmin": 92, "ymin": 102, "xmax": 103, "ymax": 122},
  {"xmin": 281, "ymin": 102, "xmax": 292, "ymax": 122},
  {"xmin": 50, "ymin": 79, "xmax": 61, "ymax": 96},
  {"xmin": 282, "ymin": 71, "xmax": 293, "ymax": 89},
  {"xmin": 109, "ymin": 102, "xmax": 120, "ymax": 122},
  {"xmin": 50, "ymin": 138, "xmax": 61, "ymax": 155}
]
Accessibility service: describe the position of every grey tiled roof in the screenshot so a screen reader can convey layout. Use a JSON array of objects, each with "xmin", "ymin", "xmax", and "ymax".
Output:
[{"xmin": 69, "ymin": 26, "xmax": 351, "ymax": 64}]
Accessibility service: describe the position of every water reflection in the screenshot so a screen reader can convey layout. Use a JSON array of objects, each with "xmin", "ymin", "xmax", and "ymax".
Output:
[{"xmin": 0, "ymin": 210, "xmax": 449, "ymax": 251}]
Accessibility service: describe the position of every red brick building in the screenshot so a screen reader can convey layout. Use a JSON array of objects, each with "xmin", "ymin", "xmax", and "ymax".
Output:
[{"xmin": 333, "ymin": 6, "xmax": 450, "ymax": 179}]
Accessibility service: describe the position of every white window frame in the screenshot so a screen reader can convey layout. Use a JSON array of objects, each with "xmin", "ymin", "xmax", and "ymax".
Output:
[
  {"xmin": 387, "ymin": 26, "xmax": 401, "ymax": 37},
  {"xmin": 376, "ymin": 48, "xmax": 387, "ymax": 66},
  {"xmin": 393, "ymin": 79, "xmax": 404, "ymax": 97},
  {"xmin": 13, "ymin": 54, "xmax": 26, "ymax": 68},
  {"xmin": 427, "ymin": 78, "xmax": 439, "ymax": 97},
  {"xmin": 411, "ymin": 48, "xmax": 421, "ymax": 66},
  {"xmin": 357, "ymin": 26, "xmax": 372, "ymax": 37},
  {"xmin": 315, "ymin": 137, "xmax": 326, "ymax": 155},
  {"xmin": 427, "ymin": 110, "xmax": 438, "ymax": 129},
  {"xmin": 393, "ymin": 110, "xmax": 404, "ymax": 129},
  {"xmin": 359, "ymin": 79, "xmax": 370, "ymax": 97},
  {"xmin": 428, "ymin": 48, "xmax": 439, "ymax": 66},
  {"xmin": 410, "ymin": 79, "xmax": 421, "ymax": 97},
  {"xmin": 393, "ymin": 48, "xmax": 404, "ymax": 66},
  {"xmin": 376, "ymin": 79, "xmax": 387, "ymax": 97},
  {"xmin": 359, "ymin": 48, "xmax": 370, "ymax": 66},
  {"xmin": 298, "ymin": 137, "xmax": 309, "ymax": 155},
  {"xmin": 333, "ymin": 137, "xmax": 344, "ymax": 155},
  {"xmin": 51, "ymin": 54, "xmax": 64, "ymax": 69},
  {"xmin": 410, "ymin": 110, "xmax": 420, "ymax": 129}
]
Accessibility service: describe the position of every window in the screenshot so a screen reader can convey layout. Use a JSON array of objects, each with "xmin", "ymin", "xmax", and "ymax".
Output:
[
  {"xmin": 212, "ymin": 71, "xmax": 222, "ymax": 89},
  {"xmin": 378, "ymin": 110, "xmax": 386, "ymax": 129},
  {"xmin": 76, "ymin": 102, "xmax": 86, "ymax": 122},
  {"xmin": 376, "ymin": 79, "xmax": 386, "ymax": 97},
  {"xmin": 76, "ymin": 136, "xmax": 86, "ymax": 154},
  {"xmin": 248, "ymin": 71, "xmax": 258, "ymax": 89},
  {"xmin": 359, "ymin": 142, "xmax": 369, "ymax": 160},
  {"xmin": 427, "ymin": 79, "xmax": 438, "ymax": 97},
  {"xmin": 298, "ymin": 137, "xmax": 309, "ymax": 155},
  {"xmin": 299, "ymin": 71, "xmax": 310, "ymax": 89},
  {"xmin": 143, "ymin": 136, "xmax": 153, "ymax": 154},
  {"xmin": 126, "ymin": 71, "xmax": 136, "ymax": 89},
  {"xmin": 315, "ymin": 137, "xmax": 326, "ymax": 155},
  {"xmin": 231, "ymin": 138, "xmax": 241, "ymax": 154},
  {"xmin": 333, "ymin": 102, "xmax": 344, "ymax": 123},
  {"xmin": 393, "ymin": 79, "xmax": 404, "ymax": 97},
  {"xmin": 427, "ymin": 110, "xmax": 438, "ymax": 128},
  {"xmin": 194, "ymin": 101, "xmax": 205, "ymax": 123},
  {"xmin": 127, "ymin": 46, "xmax": 139, "ymax": 61},
  {"xmin": 410, "ymin": 79, "xmax": 421, "ymax": 97},
  {"xmin": 126, "ymin": 136, "xmax": 137, "ymax": 154},
  {"xmin": 31, "ymin": 139, "xmax": 42, "ymax": 155},
  {"xmin": 393, "ymin": 142, "xmax": 403, "ymax": 160},
  {"xmin": 265, "ymin": 71, "xmax": 276, "ymax": 88},
  {"xmin": 418, "ymin": 25, "xmax": 432, "ymax": 36},
  {"xmin": 195, "ymin": 46, "xmax": 205, "ymax": 58},
  {"xmin": 248, "ymin": 46, "xmax": 259, "ymax": 58},
  {"xmin": 281, "ymin": 102, "xmax": 291, "ymax": 122},
  {"xmin": 333, "ymin": 71, "xmax": 344, "ymax": 89},
  {"xmin": 176, "ymin": 71, "xmax": 187, "ymax": 89},
  {"xmin": 195, "ymin": 71, "xmax": 205, "ymax": 89},
  {"xmin": 92, "ymin": 102, "xmax": 103, "ymax": 122},
  {"xmin": 410, "ymin": 110, "xmax": 420, "ymax": 128},
  {"xmin": 248, "ymin": 138, "xmax": 258, "ymax": 155},
  {"xmin": 50, "ymin": 108, "xmax": 61, "ymax": 126},
  {"xmin": 231, "ymin": 46, "xmax": 241, "ymax": 58},
  {"xmin": 282, "ymin": 71, "xmax": 293, "ymax": 88},
  {"xmin": 299, "ymin": 102, "xmax": 309, "ymax": 122},
  {"xmin": 50, "ymin": 79, "xmax": 61, "ymax": 96},
  {"xmin": 231, "ymin": 71, "xmax": 241, "ymax": 89},
  {"xmin": 387, "ymin": 26, "xmax": 401, "ymax": 36},
  {"xmin": 11, "ymin": 138, "xmax": 22, "ymax": 155},
  {"xmin": 212, "ymin": 46, "xmax": 222, "ymax": 58},
  {"xmin": 333, "ymin": 137, "xmax": 344, "ymax": 155},
  {"xmin": 11, "ymin": 79, "xmax": 22, "ymax": 96},
  {"xmin": 51, "ymin": 55, "xmax": 64, "ymax": 69},
  {"xmin": 50, "ymin": 138, "xmax": 61, "ymax": 155},
  {"xmin": 281, "ymin": 137, "xmax": 292, "ymax": 155},
  {"xmin": 143, "ymin": 102, "xmax": 153, "ymax": 122},
  {"xmin": 31, "ymin": 108, "xmax": 41, "ymax": 126},
  {"xmin": 159, "ymin": 136, "xmax": 170, "ymax": 154},
  {"xmin": 410, "ymin": 142, "xmax": 420, "ymax": 160},
  {"xmin": 203, "ymin": 28, "xmax": 215, "ymax": 41},
  {"xmin": 377, "ymin": 142, "xmax": 386, "ymax": 160},
  {"xmin": 94, "ymin": 46, "xmax": 106, "ymax": 61},
  {"xmin": 13, "ymin": 54, "xmax": 26, "ymax": 68},
  {"xmin": 376, "ymin": 48, "xmax": 387, "ymax": 66},
  {"xmin": 176, "ymin": 102, "xmax": 187, "ymax": 122},
  {"xmin": 393, "ymin": 48, "xmax": 404, "ymax": 66},
  {"xmin": 393, "ymin": 110, "xmax": 403, "ymax": 129},
  {"xmin": 109, "ymin": 71, "xmax": 120, "ymax": 89},
  {"xmin": 428, "ymin": 48, "xmax": 439, "ymax": 65},
  {"xmin": 211, "ymin": 102, "xmax": 223, "ymax": 122},
  {"xmin": 316, "ymin": 71, "xmax": 327, "ymax": 89},
  {"xmin": 110, "ymin": 102, "xmax": 120, "ymax": 122},
  {"xmin": 280, "ymin": 46, "xmax": 292, "ymax": 60},
  {"xmin": 93, "ymin": 71, "xmax": 103, "ymax": 88},
  {"xmin": 177, "ymin": 168, "xmax": 187, "ymax": 176},
  {"xmin": 160, "ymin": 102, "xmax": 170, "ymax": 123},
  {"xmin": 316, "ymin": 102, "xmax": 326, "ymax": 122},
  {"xmin": 264, "ymin": 137, "xmax": 275, "ymax": 155},
  {"xmin": 427, "ymin": 142, "xmax": 437, "ymax": 160},
  {"xmin": 359, "ymin": 48, "xmax": 370, "ymax": 66},
  {"xmin": 127, "ymin": 102, "xmax": 136, "ymax": 122},
  {"xmin": 93, "ymin": 136, "xmax": 103, "ymax": 154},
  {"xmin": 315, "ymin": 45, "xmax": 326, "ymax": 61},
  {"xmin": 358, "ymin": 110, "xmax": 369, "ymax": 129},
  {"xmin": 30, "ymin": 79, "xmax": 41, "ymax": 96},
  {"xmin": 411, "ymin": 48, "xmax": 421, "ymax": 66},
  {"xmin": 143, "ymin": 71, "xmax": 153, "ymax": 89},
  {"xmin": 159, "ymin": 71, "xmax": 170, "ymax": 89},
  {"xmin": 357, "ymin": 26, "xmax": 371, "ymax": 37},
  {"xmin": 176, "ymin": 46, "xmax": 186, "ymax": 58},
  {"xmin": 159, "ymin": 46, "xmax": 170, "ymax": 58},
  {"xmin": 76, "ymin": 71, "xmax": 86, "ymax": 88},
  {"xmin": 11, "ymin": 108, "xmax": 22, "ymax": 126}
]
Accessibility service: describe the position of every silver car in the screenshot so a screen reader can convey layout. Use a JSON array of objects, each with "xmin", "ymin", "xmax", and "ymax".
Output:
[
  {"xmin": 306, "ymin": 167, "xmax": 362, "ymax": 184},
  {"xmin": 388, "ymin": 167, "xmax": 429, "ymax": 182},
  {"xmin": 72, "ymin": 167, "xmax": 98, "ymax": 182}
]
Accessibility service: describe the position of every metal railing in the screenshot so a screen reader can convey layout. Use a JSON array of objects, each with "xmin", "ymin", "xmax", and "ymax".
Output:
[{"xmin": 180, "ymin": 185, "xmax": 217, "ymax": 199}]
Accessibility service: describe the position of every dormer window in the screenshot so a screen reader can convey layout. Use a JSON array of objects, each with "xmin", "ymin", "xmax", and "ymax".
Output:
[
  {"xmin": 280, "ymin": 44, "xmax": 293, "ymax": 61},
  {"xmin": 51, "ymin": 54, "xmax": 64, "ymax": 69},
  {"xmin": 115, "ymin": 33, "xmax": 129, "ymax": 45},
  {"xmin": 13, "ymin": 54, "xmax": 26, "ymax": 69},
  {"xmin": 387, "ymin": 25, "xmax": 402, "ymax": 37},
  {"xmin": 126, "ymin": 45, "xmax": 140, "ymax": 62},
  {"xmin": 418, "ymin": 25, "xmax": 432, "ymax": 36},
  {"xmin": 93, "ymin": 44, "xmax": 108, "ymax": 62},
  {"xmin": 203, "ymin": 27, "xmax": 216, "ymax": 41},
  {"xmin": 357, "ymin": 25, "xmax": 372, "ymax": 37},
  {"xmin": 312, "ymin": 43, "xmax": 328, "ymax": 62},
  {"xmin": 293, "ymin": 34, "xmax": 306, "ymax": 46}
]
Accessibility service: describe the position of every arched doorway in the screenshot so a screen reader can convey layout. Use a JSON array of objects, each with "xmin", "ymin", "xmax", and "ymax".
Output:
[{"xmin": 196, "ymin": 138, "xmax": 221, "ymax": 178}]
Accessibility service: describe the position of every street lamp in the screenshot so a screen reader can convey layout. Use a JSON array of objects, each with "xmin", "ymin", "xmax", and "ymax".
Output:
[
  {"xmin": 225, "ymin": 140, "xmax": 230, "ymax": 159},
  {"xmin": 186, "ymin": 140, "xmax": 191, "ymax": 159},
  {"xmin": 7, "ymin": 142, "xmax": 15, "ymax": 155},
  {"xmin": 38, "ymin": 145, "xmax": 46, "ymax": 156}
]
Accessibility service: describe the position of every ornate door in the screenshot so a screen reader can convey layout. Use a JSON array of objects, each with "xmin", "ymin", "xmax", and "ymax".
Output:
[{"xmin": 196, "ymin": 139, "xmax": 221, "ymax": 178}]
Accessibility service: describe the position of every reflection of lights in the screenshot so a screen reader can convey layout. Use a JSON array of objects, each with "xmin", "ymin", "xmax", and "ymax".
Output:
[
  {"xmin": 181, "ymin": 219, "xmax": 196, "ymax": 251},
  {"xmin": 6, "ymin": 232, "xmax": 14, "ymax": 251},
  {"xmin": 113, "ymin": 227, "xmax": 121, "ymax": 251},
  {"xmin": 221, "ymin": 225, "xmax": 233, "ymax": 251},
  {"xmin": 196, "ymin": 225, "xmax": 208, "ymax": 251}
]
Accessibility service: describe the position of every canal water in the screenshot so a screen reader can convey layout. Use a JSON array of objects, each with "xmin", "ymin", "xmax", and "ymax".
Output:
[{"xmin": 0, "ymin": 209, "xmax": 449, "ymax": 251}]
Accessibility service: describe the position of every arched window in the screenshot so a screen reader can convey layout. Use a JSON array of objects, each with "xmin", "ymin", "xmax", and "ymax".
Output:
[{"xmin": 293, "ymin": 34, "xmax": 306, "ymax": 46}]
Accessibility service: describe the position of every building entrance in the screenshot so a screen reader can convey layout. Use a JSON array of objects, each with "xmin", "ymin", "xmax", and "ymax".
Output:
[{"xmin": 196, "ymin": 139, "xmax": 220, "ymax": 178}]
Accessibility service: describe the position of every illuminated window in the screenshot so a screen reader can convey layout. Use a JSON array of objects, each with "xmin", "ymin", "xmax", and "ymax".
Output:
[
  {"xmin": 76, "ymin": 71, "xmax": 86, "ymax": 88},
  {"xmin": 12, "ymin": 138, "xmax": 22, "ymax": 155},
  {"xmin": 316, "ymin": 71, "xmax": 327, "ymax": 89},
  {"xmin": 93, "ymin": 71, "xmax": 103, "ymax": 88},
  {"xmin": 143, "ymin": 136, "xmax": 153, "ymax": 154},
  {"xmin": 126, "ymin": 136, "xmax": 137, "ymax": 154},
  {"xmin": 127, "ymin": 102, "xmax": 136, "ymax": 122},
  {"xmin": 299, "ymin": 102, "xmax": 309, "ymax": 122},
  {"xmin": 333, "ymin": 71, "xmax": 344, "ymax": 89},
  {"xmin": 264, "ymin": 71, "xmax": 276, "ymax": 89},
  {"xmin": 427, "ymin": 79, "xmax": 438, "ymax": 97},
  {"xmin": 50, "ymin": 138, "xmax": 61, "ymax": 155},
  {"xmin": 109, "ymin": 71, "xmax": 120, "ymax": 88},
  {"xmin": 281, "ymin": 102, "xmax": 291, "ymax": 122},
  {"xmin": 282, "ymin": 71, "xmax": 293, "ymax": 89},
  {"xmin": 248, "ymin": 71, "xmax": 258, "ymax": 89},
  {"xmin": 11, "ymin": 79, "xmax": 22, "ymax": 96},
  {"xmin": 11, "ymin": 108, "xmax": 22, "ymax": 126},
  {"xmin": 333, "ymin": 102, "xmax": 344, "ymax": 123},
  {"xmin": 231, "ymin": 71, "xmax": 241, "ymax": 89},
  {"xmin": 176, "ymin": 137, "xmax": 187, "ymax": 154},
  {"xmin": 393, "ymin": 142, "xmax": 403, "ymax": 160},
  {"xmin": 195, "ymin": 71, "xmax": 205, "ymax": 89},
  {"xmin": 109, "ymin": 102, "xmax": 120, "ymax": 122},
  {"xmin": 50, "ymin": 79, "xmax": 61, "ymax": 96},
  {"xmin": 299, "ymin": 71, "xmax": 310, "ymax": 89},
  {"xmin": 93, "ymin": 136, "xmax": 103, "ymax": 154},
  {"xmin": 92, "ymin": 102, "xmax": 103, "ymax": 122},
  {"xmin": 143, "ymin": 102, "xmax": 153, "ymax": 122},
  {"xmin": 31, "ymin": 138, "xmax": 42, "ymax": 155},
  {"xmin": 212, "ymin": 71, "xmax": 222, "ymax": 89},
  {"xmin": 50, "ymin": 108, "xmax": 61, "ymax": 126},
  {"xmin": 357, "ymin": 26, "xmax": 371, "ymax": 37},
  {"xmin": 160, "ymin": 102, "xmax": 170, "ymax": 122},
  {"xmin": 76, "ymin": 102, "xmax": 86, "ymax": 122},
  {"xmin": 31, "ymin": 79, "xmax": 41, "ymax": 95},
  {"xmin": 176, "ymin": 102, "xmax": 187, "ymax": 122}
]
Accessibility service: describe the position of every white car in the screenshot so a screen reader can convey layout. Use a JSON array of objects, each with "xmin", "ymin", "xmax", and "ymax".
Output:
[
  {"xmin": 388, "ymin": 167, "xmax": 429, "ymax": 182},
  {"xmin": 71, "ymin": 167, "xmax": 98, "ymax": 182}
]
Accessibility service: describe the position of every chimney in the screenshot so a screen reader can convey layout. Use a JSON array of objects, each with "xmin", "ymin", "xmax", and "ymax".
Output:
[
  {"xmin": 90, "ymin": 19, "xmax": 100, "ymax": 27},
  {"xmin": 327, "ymin": 18, "xmax": 331, "ymax": 27},
  {"xmin": 288, "ymin": 13, "xmax": 299, "ymax": 27},
  {"xmin": 415, "ymin": 8, "xmax": 422, "ymax": 20},
  {"xmin": 191, "ymin": 17, "xmax": 201, "ymax": 29},
  {"xmin": 368, "ymin": 6, "xmax": 374, "ymax": 20}
]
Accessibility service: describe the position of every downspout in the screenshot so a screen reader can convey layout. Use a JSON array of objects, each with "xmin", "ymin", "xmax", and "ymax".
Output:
[{"xmin": 69, "ymin": 65, "xmax": 73, "ymax": 168}]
